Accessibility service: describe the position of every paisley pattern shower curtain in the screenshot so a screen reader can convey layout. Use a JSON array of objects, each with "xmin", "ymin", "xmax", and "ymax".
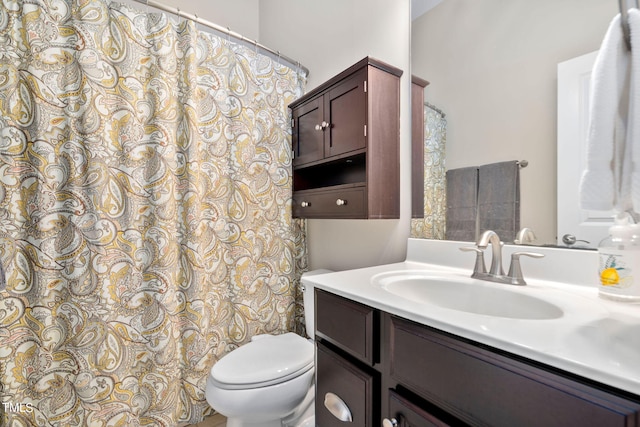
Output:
[{"xmin": 0, "ymin": 0, "xmax": 306, "ymax": 425}]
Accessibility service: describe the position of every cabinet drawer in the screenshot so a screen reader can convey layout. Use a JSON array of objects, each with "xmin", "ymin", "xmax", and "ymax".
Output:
[
  {"xmin": 315, "ymin": 289, "xmax": 377, "ymax": 365},
  {"xmin": 388, "ymin": 390, "xmax": 452, "ymax": 427},
  {"xmin": 293, "ymin": 186, "xmax": 366, "ymax": 218},
  {"xmin": 390, "ymin": 316, "xmax": 640, "ymax": 427},
  {"xmin": 316, "ymin": 343, "xmax": 376, "ymax": 427}
]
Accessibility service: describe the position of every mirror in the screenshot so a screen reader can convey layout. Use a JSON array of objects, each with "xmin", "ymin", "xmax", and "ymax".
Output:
[{"xmin": 411, "ymin": 0, "xmax": 617, "ymax": 246}]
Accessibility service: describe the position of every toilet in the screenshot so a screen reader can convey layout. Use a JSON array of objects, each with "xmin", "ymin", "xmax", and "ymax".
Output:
[{"xmin": 205, "ymin": 270, "xmax": 331, "ymax": 427}]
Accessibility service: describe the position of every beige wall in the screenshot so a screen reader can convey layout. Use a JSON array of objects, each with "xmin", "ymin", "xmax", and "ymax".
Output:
[
  {"xmin": 260, "ymin": 0, "xmax": 412, "ymax": 271},
  {"xmin": 411, "ymin": 0, "xmax": 616, "ymax": 245}
]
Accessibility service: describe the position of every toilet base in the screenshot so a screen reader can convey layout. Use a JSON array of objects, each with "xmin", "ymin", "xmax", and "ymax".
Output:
[
  {"xmin": 223, "ymin": 384, "xmax": 314, "ymax": 427},
  {"xmin": 283, "ymin": 382, "xmax": 314, "ymax": 427}
]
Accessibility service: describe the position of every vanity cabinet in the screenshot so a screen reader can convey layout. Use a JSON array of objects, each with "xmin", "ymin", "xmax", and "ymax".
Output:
[
  {"xmin": 315, "ymin": 289, "xmax": 380, "ymax": 426},
  {"xmin": 290, "ymin": 57, "xmax": 402, "ymax": 219},
  {"xmin": 389, "ymin": 315, "xmax": 640, "ymax": 427},
  {"xmin": 314, "ymin": 289, "xmax": 640, "ymax": 427}
]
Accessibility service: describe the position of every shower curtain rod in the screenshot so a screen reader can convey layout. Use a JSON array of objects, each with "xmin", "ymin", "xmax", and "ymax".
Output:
[
  {"xmin": 128, "ymin": 0, "xmax": 310, "ymax": 77},
  {"xmin": 424, "ymin": 101, "xmax": 446, "ymax": 118}
]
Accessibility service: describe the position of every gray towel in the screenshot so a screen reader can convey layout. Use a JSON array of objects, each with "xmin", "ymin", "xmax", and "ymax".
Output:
[
  {"xmin": 445, "ymin": 167, "xmax": 478, "ymax": 241},
  {"xmin": 478, "ymin": 161, "xmax": 520, "ymax": 243}
]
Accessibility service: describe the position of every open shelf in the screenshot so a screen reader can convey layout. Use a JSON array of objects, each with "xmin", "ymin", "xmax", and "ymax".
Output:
[{"xmin": 293, "ymin": 153, "xmax": 366, "ymax": 192}]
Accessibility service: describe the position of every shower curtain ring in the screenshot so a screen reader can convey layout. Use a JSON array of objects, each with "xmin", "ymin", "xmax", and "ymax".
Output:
[{"xmin": 227, "ymin": 27, "xmax": 231, "ymax": 43}]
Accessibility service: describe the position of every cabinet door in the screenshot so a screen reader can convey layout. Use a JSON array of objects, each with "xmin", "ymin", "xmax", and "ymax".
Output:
[
  {"xmin": 325, "ymin": 70, "xmax": 367, "ymax": 158},
  {"xmin": 316, "ymin": 343, "xmax": 376, "ymax": 427},
  {"xmin": 292, "ymin": 97, "xmax": 324, "ymax": 166},
  {"xmin": 390, "ymin": 315, "xmax": 640, "ymax": 427},
  {"xmin": 388, "ymin": 390, "xmax": 452, "ymax": 427}
]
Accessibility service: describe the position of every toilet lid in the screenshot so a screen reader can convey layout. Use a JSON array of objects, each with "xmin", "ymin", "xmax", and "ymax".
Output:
[{"xmin": 211, "ymin": 333, "xmax": 314, "ymax": 388}]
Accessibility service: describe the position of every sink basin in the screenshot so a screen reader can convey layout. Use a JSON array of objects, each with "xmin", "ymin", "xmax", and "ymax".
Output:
[{"xmin": 372, "ymin": 272, "xmax": 564, "ymax": 320}]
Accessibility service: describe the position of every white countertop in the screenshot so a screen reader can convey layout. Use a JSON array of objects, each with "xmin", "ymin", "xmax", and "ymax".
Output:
[{"xmin": 304, "ymin": 239, "xmax": 640, "ymax": 397}]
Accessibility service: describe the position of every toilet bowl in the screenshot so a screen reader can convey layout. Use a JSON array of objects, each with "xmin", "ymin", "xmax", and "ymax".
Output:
[
  {"xmin": 205, "ymin": 269, "xmax": 332, "ymax": 427},
  {"xmin": 206, "ymin": 333, "xmax": 314, "ymax": 427}
]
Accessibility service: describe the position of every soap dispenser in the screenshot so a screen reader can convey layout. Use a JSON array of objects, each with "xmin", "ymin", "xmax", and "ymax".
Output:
[{"xmin": 598, "ymin": 213, "xmax": 640, "ymax": 302}]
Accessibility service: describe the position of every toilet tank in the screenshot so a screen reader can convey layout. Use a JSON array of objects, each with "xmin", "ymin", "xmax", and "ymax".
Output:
[{"xmin": 300, "ymin": 269, "xmax": 333, "ymax": 340}]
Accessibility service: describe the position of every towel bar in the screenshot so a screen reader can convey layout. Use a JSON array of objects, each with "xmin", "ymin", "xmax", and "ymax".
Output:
[{"xmin": 619, "ymin": 0, "xmax": 639, "ymax": 50}]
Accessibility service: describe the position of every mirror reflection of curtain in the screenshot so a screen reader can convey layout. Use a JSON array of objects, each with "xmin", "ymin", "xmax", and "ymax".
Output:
[
  {"xmin": 0, "ymin": 1, "xmax": 306, "ymax": 425},
  {"xmin": 411, "ymin": 104, "xmax": 447, "ymax": 239}
]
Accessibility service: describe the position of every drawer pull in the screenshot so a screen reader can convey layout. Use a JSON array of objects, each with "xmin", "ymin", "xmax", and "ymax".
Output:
[
  {"xmin": 382, "ymin": 418, "xmax": 399, "ymax": 427},
  {"xmin": 301, "ymin": 201, "xmax": 311, "ymax": 208},
  {"xmin": 324, "ymin": 392, "xmax": 353, "ymax": 422},
  {"xmin": 336, "ymin": 198, "xmax": 347, "ymax": 206}
]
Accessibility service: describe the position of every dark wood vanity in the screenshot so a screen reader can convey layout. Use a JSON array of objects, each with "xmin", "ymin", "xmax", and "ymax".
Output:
[
  {"xmin": 290, "ymin": 57, "xmax": 402, "ymax": 219},
  {"xmin": 315, "ymin": 288, "xmax": 640, "ymax": 426}
]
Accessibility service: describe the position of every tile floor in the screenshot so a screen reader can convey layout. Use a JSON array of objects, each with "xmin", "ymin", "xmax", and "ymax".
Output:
[{"xmin": 191, "ymin": 413, "xmax": 227, "ymax": 427}]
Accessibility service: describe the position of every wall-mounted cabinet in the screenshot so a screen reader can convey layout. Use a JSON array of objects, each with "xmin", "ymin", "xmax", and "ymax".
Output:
[
  {"xmin": 290, "ymin": 57, "xmax": 402, "ymax": 219},
  {"xmin": 411, "ymin": 75, "xmax": 429, "ymax": 219}
]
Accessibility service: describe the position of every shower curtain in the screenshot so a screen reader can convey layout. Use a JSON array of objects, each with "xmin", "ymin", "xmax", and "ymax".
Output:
[
  {"xmin": 411, "ymin": 103, "xmax": 447, "ymax": 239},
  {"xmin": 0, "ymin": 0, "xmax": 307, "ymax": 425}
]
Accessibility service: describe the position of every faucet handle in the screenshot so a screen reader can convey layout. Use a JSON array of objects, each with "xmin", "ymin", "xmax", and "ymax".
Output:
[
  {"xmin": 459, "ymin": 246, "xmax": 487, "ymax": 277},
  {"xmin": 507, "ymin": 251, "xmax": 544, "ymax": 285}
]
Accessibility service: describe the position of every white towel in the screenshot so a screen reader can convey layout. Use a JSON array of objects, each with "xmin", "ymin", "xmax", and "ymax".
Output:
[
  {"xmin": 630, "ymin": 9, "xmax": 640, "ymax": 212},
  {"xmin": 579, "ymin": 13, "xmax": 631, "ymax": 212}
]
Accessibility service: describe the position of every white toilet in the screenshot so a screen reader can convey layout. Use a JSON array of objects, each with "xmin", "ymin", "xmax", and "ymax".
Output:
[{"xmin": 205, "ymin": 270, "xmax": 330, "ymax": 427}]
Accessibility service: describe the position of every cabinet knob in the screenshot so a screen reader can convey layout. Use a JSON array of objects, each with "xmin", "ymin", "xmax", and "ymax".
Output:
[
  {"xmin": 315, "ymin": 124, "xmax": 322, "ymax": 131},
  {"xmin": 301, "ymin": 201, "xmax": 311, "ymax": 208},
  {"xmin": 382, "ymin": 418, "xmax": 399, "ymax": 427},
  {"xmin": 322, "ymin": 121, "xmax": 331, "ymax": 129},
  {"xmin": 335, "ymin": 198, "xmax": 347, "ymax": 206}
]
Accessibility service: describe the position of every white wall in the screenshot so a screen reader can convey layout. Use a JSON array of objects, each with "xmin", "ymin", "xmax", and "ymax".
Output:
[
  {"xmin": 411, "ymin": 0, "xmax": 616, "ymax": 245},
  {"xmin": 260, "ymin": 0, "xmax": 412, "ymax": 271}
]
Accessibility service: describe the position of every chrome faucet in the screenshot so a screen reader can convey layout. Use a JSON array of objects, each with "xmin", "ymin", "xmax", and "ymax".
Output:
[
  {"xmin": 514, "ymin": 227, "xmax": 537, "ymax": 245},
  {"xmin": 460, "ymin": 230, "xmax": 544, "ymax": 286}
]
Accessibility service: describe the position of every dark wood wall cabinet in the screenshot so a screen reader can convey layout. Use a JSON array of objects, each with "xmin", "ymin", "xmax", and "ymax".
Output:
[
  {"xmin": 290, "ymin": 57, "xmax": 402, "ymax": 219},
  {"xmin": 314, "ymin": 288, "xmax": 640, "ymax": 426}
]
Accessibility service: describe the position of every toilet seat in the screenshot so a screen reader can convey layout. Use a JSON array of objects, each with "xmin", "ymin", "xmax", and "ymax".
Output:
[{"xmin": 211, "ymin": 333, "xmax": 314, "ymax": 390}]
